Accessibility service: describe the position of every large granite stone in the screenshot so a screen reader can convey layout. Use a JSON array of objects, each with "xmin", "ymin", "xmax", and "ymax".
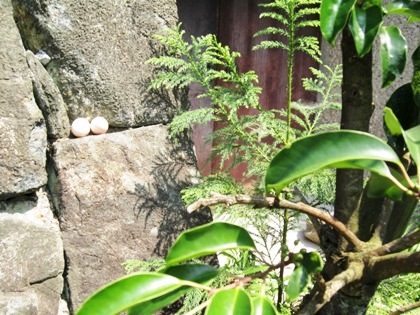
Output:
[
  {"xmin": 11, "ymin": 0, "xmax": 185, "ymax": 128},
  {"xmin": 0, "ymin": 190, "xmax": 66, "ymax": 315},
  {"xmin": 26, "ymin": 50, "xmax": 71, "ymax": 139},
  {"xmin": 0, "ymin": 0, "xmax": 47, "ymax": 200},
  {"xmin": 52, "ymin": 125, "xmax": 212, "ymax": 311}
]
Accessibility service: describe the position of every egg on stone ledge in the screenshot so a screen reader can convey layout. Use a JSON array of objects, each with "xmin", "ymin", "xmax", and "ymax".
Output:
[
  {"xmin": 71, "ymin": 118, "xmax": 91, "ymax": 137},
  {"xmin": 90, "ymin": 116, "xmax": 109, "ymax": 135}
]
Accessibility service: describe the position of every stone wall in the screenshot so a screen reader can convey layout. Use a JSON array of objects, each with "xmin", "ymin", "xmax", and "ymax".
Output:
[
  {"xmin": 0, "ymin": 0, "xmax": 211, "ymax": 314},
  {"xmin": 1, "ymin": 0, "xmax": 418, "ymax": 314}
]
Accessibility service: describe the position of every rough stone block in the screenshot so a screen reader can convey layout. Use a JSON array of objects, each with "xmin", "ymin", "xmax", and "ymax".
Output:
[
  {"xmin": 26, "ymin": 50, "xmax": 71, "ymax": 139},
  {"xmin": 0, "ymin": 190, "xmax": 65, "ymax": 315},
  {"xmin": 0, "ymin": 0, "xmax": 47, "ymax": 200},
  {"xmin": 11, "ymin": 0, "xmax": 184, "ymax": 128},
  {"xmin": 52, "ymin": 125, "xmax": 212, "ymax": 311}
]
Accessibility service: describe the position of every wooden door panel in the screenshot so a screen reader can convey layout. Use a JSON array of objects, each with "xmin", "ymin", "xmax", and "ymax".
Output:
[{"xmin": 177, "ymin": 0, "xmax": 320, "ymax": 177}]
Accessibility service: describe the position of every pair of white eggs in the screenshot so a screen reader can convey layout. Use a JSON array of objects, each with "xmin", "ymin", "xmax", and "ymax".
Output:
[{"xmin": 71, "ymin": 117, "xmax": 109, "ymax": 137}]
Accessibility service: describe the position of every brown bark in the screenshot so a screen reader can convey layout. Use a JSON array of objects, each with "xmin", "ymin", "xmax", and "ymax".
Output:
[
  {"xmin": 316, "ymin": 28, "xmax": 377, "ymax": 314},
  {"xmin": 364, "ymin": 251, "xmax": 420, "ymax": 282},
  {"xmin": 297, "ymin": 262, "xmax": 365, "ymax": 315},
  {"xmin": 334, "ymin": 28, "xmax": 375, "ymax": 243}
]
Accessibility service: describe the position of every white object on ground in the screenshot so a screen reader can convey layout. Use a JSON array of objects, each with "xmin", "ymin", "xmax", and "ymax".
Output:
[
  {"xmin": 71, "ymin": 118, "xmax": 91, "ymax": 137},
  {"xmin": 90, "ymin": 116, "xmax": 109, "ymax": 135}
]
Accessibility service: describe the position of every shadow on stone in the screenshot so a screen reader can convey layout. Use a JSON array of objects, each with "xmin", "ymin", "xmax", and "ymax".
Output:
[{"xmin": 133, "ymin": 135, "xmax": 212, "ymax": 256}]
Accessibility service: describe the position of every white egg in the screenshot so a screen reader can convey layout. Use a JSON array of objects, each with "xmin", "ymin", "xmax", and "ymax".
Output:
[
  {"xmin": 71, "ymin": 118, "xmax": 91, "ymax": 137},
  {"xmin": 90, "ymin": 116, "xmax": 109, "ymax": 135}
]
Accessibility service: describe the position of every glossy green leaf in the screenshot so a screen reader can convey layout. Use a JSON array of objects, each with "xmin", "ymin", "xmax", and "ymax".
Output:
[
  {"xmin": 320, "ymin": 0, "xmax": 356, "ymax": 45},
  {"xmin": 265, "ymin": 130, "xmax": 403, "ymax": 194},
  {"xmin": 385, "ymin": 84, "xmax": 419, "ymax": 154},
  {"xmin": 384, "ymin": 108, "xmax": 420, "ymax": 173},
  {"xmin": 329, "ymin": 159, "xmax": 392, "ymax": 177},
  {"xmin": 379, "ymin": 26, "xmax": 407, "ymax": 87},
  {"xmin": 386, "ymin": 84, "xmax": 419, "ymax": 130},
  {"xmin": 299, "ymin": 251, "xmax": 324, "ymax": 274},
  {"xmin": 162, "ymin": 263, "xmax": 219, "ymax": 280},
  {"xmin": 348, "ymin": 6, "xmax": 383, "ymax": 57},
  {"xmin": 384, "ymin": 107, "xmax": 404, "ymax": 136},
  {"xmin": 166, "ymin": 222, "xmax": 256, "ymax": 266},
  {"xmin": 285, "ymin": 266, "xmax": 308, "ymax": 302},
  {"xmin": 205, "ymin": 288, "xmax": 251, "ymax": 315},
  {"xmin": 363, "ymin": 0, "xmax": 382, "ymax": 8},
  {"xmin": 409, "ymin": 16, "xmax": 420, "ymax": 22},
  {"xmin": 412, "ymin": 45, "xmax": 420, "ymax": 107},
  {"xmin": 367, "ymin": 169, "xmax": 414, "ymax": 201},
  {"xmin": 404, "ymin": 125, "xmax": 420, "ymax": 170},
  {"xmin": 251, "ymin": 296, "xmax": 278, "ymax": 315},
  {"xmin": 386, "ymin": 0, "xmax": 420, "ymax": 18},
  {"xmin": 128, "ymin": 264, "xmax": 218, "ymax": 315},
  {"xmin": 76, "ymin": 273, "xmax": 181, "ymax": 315}
]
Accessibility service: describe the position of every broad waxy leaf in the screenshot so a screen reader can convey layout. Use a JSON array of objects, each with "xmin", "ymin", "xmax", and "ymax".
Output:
[
  {"xmin": 329, "ymin": 159, "xmax": 393, "ymax": 178},
  {"xmin": 166, "ymin": 222, "xmax": 256, "ymax": 266},
  {"xmin": 205, "ymin": 288, "xmax": 251, "ymax": 315},
  {"xmin": 379, "ymin": 26, "xmax": 407, "ymax": 87},
  {"xmin": 385, "ymin": 108, "xmax": 420, "ymax": 174},
  {"xmin": 386, "ymin": 0, "xmax": 420, "ymax": 18},
  {"xmin": 412, "ymin": 45, "xmax": 420, "ymax": 109},
  {"xmin": 251, "ymin": 296, "xmax": 278, "ymax": 315},
  {"xmin": 404, "ymin": 125, "xmax": 420, "ymax": 170},
  {"xmin": 298, "ymin": 251, "xmax": 324, "ymax": 274},
  {"xmin": 76, "ymin": 273, "xmax": 182, "ymax": 315},
  {"xmin": 367, "ymin": 170, "xmax": 417, "ymax": 200},
  {"xmin": 386, "ymin": 84, "xmax": 419, "ymax": 131},
  {"xmin": 285, "ymin": 266, "xmax": 308, "ymax": 302},
  {"xmin": 320, "ymin": 0, "xmax": 356, "ymax": 45},
  {"xmin": 363, "ymin": 0, "xmax": 382, "ymax": 8},
  {"xmin": 127, "ymin": 264, "xmax": 219, "ymax": 315},
  {"xmin": 384, "ymin": 107, "xmax": 404, "ymax": 136},
  {"xmin": 266, "ymin": 130, "xmax": 403, "ymax": 194},
  {"xmin": 348, "ymin": 5, "xmax": 383, "ymax": 57}
]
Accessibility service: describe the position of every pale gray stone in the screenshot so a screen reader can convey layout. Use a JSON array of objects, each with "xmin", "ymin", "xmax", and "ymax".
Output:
[
  {"xmin": 0, "ymin": 292, "xmax": 38, "ymax": 315},
  {"xmin": 52, "ymin": 125, "xmax": 212, "ymax": 310},
  {"xmin": 26, "ymin": 50, "xmax": 71, "ymax": 139},
  {"xmin": 12, "ymin": 0, "xmax": 185, "ymax": 128},
  {"xmin": 0, "ymin": 215, "xmax": 64, "ymax": 291},
  {"xmin": 0, "ymin": 190, "xmax": 65, "ymax": 315},
  {"xmin": 0, "ymin": 0, "xmax": 47, "ymax": 200}
]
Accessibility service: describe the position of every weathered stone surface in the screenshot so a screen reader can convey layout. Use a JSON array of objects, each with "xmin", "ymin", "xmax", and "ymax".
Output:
[
  {"xmin": 0, "ymin": 190, "xmax": 65, "ymax": 315},
  {"xmin": 0, "ymin": 280, "xmax": 64, "ymax": 315},
  {"xmin": 0, "ymin": 292, "xmax": 38, "ymax": 315},
  {"xmin": 12, "ymin": 0, "xmax": 185, "ymax": 128},
  {"xmin": 52, "ymin": 125, "xmax": 212, "ymax": 311},
  {"xmin": 0, "ymin": 0, "xmax": 47, "ymax": 200},
  {"xmin": 26, "ymin": 50, "xmax": 70, "ymax": 139}
]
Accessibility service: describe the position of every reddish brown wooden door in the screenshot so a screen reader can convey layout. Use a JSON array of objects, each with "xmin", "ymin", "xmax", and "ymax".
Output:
[{"xmin": 178, "ymin": 0, "xmax": 320, "ymax": 177}]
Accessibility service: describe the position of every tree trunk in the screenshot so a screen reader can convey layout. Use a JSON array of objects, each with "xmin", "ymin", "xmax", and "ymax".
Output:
[{"xmin": 318, "ymin": 29, "xmax": 377, "ymax": 314}]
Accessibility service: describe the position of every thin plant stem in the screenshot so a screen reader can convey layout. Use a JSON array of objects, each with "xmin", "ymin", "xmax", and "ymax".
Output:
[
  {"xmin": 277, "ymin": 209, "xmax": 290, "ymax": 308},
  {"xmin": 286, "ymin": 14, "xmax": 295, "ymax": 144}
]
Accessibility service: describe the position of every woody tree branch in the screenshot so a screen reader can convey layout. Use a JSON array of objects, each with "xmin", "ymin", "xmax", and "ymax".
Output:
[
  {"xmin": 187, "ymin": 192, "xmax": 366, "ymax": 250},
  {"xmin": 368, "ymin": 228, "xmax": 420, "ymax": 257},
  {"xmin": 363, "ymin": 251, "xmax": 420, "ymax": 283},
  {"xmin": 297, "ymin": 262, "xmax": 365, "ymax": 315}
]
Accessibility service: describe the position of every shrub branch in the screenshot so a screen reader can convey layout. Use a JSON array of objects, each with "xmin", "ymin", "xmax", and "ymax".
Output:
[
  {"xmin": 297, "ymin": 262, "xmax": 364, "ymax": 314},
  {"xmin": 187, "ymin": 192, "xmax": 366, "ymax": 250}
]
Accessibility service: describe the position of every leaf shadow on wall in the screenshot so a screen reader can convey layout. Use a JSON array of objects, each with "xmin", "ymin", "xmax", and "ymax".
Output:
[
  {"xmin": 135, "ymin": 76, "xmax": 189, "ymax": 126},
  {"xmin": 132, "ymin": 135, "xmax": 213, "ymax": 256},
  {"xmin": 133, "ymin": 39, "xmax": 190, "ymax": 126}
]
